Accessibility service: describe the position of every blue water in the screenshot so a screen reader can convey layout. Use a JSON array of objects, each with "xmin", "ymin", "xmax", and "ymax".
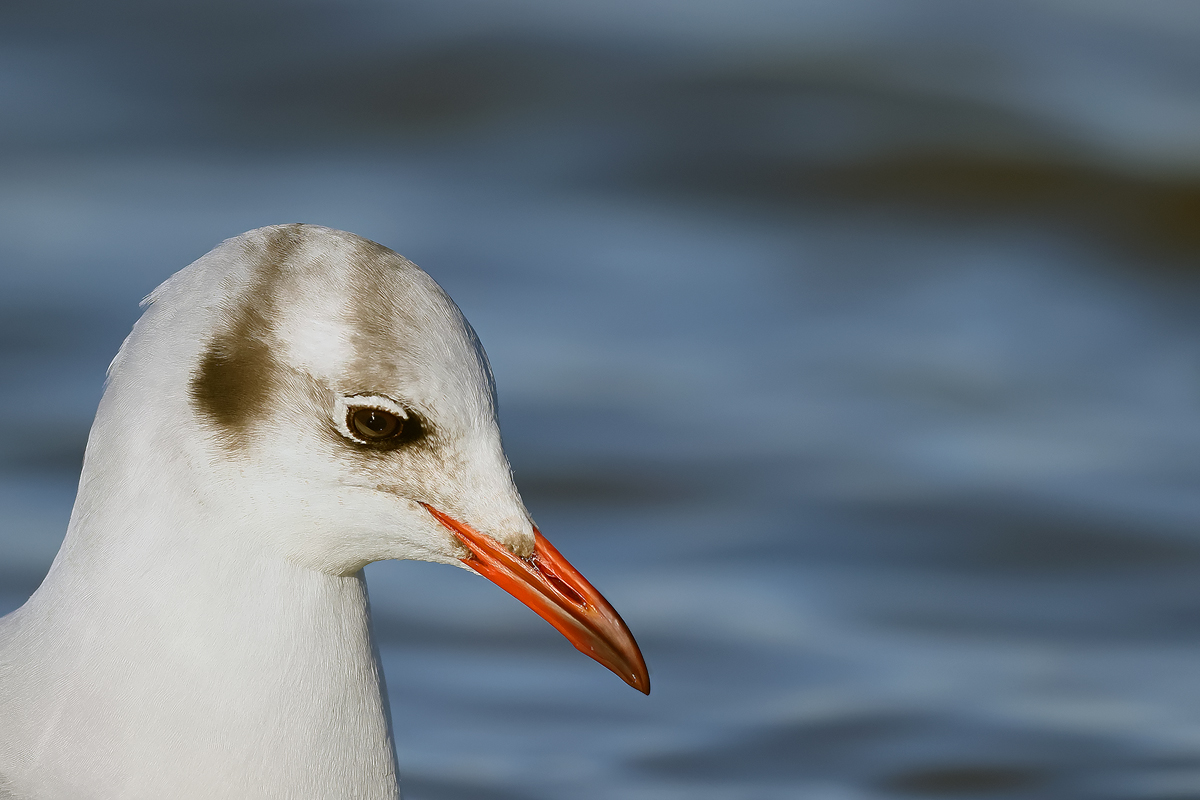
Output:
[{"xmin": 5, "ymin": 2, "xmax": 1200, "ymax": 797}]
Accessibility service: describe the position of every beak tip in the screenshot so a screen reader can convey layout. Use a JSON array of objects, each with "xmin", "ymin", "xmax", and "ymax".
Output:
[{"xmin": 611, "ymin": 655, "xmax": 651, "ymax": 694}]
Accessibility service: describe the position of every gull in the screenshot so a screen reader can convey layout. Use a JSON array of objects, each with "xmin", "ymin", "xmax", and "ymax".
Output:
[{"xmin": 0, "ymin": 224, "xmax": 648, "ymax": 799}]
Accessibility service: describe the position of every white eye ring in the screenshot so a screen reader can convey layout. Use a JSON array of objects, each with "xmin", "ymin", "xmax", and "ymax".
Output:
[{"xmin": 335, "ymin": 394, "xmax": 410, "ymax": 443}]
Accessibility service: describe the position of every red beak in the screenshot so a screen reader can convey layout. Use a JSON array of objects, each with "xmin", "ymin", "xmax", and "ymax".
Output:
[{"xmin": 421, "ymin": 503, "xmax": 650, "ymax": 694}]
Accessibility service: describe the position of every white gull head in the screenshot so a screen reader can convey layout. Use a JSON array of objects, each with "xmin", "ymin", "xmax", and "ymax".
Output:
[
  {"xmin": 0, "ymin": 224, "xmax": 647, "ymax": 800},
  {"xmin": 137, "ymin": 223, "xmax": 531, "ymax": 573}
]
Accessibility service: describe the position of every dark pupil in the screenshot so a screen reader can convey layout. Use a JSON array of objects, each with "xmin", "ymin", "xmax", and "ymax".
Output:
[{"xmin": 352, "ymin": 408, "xmax": 400, "ymax": 439}]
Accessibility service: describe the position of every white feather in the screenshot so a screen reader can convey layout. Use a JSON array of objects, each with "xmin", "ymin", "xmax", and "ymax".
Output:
[{"xmin": 0, "ymin": 225, "xmax": 536, "ymax": 799}]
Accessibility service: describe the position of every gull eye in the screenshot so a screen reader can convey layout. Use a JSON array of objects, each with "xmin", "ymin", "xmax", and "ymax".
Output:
[
  {"xmin": 336, "ymin": 394, "xmax": 425, "ymax": 450},
  {"xmin": 350, "ymin": 408, "xmax": 402, "ymax": 440}
]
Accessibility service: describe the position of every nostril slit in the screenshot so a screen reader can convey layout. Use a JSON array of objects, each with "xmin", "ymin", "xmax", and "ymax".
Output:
[{"xmin": 545, "ymin": 572, "xmax": 586, "ymax": 607}]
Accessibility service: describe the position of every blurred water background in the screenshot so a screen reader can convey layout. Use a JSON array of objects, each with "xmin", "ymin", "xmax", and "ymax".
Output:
[{"xmin": 4, "ymin": 2, "xmax": 1200, "ymax": 797}]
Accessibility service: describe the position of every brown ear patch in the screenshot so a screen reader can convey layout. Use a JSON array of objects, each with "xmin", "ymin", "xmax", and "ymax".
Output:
[
  {"xmin": 189, "ymin": 226, "xmax": 302, "ymax": 445},
  {"xmin": 191, "ymin": 305, "xmax": 279, "ymax": 437}
]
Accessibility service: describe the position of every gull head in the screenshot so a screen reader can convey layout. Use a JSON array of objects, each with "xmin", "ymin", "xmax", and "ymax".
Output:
[{"xmin": 95, "ymin": 223, "xmax": 647, "ymax": 692}]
